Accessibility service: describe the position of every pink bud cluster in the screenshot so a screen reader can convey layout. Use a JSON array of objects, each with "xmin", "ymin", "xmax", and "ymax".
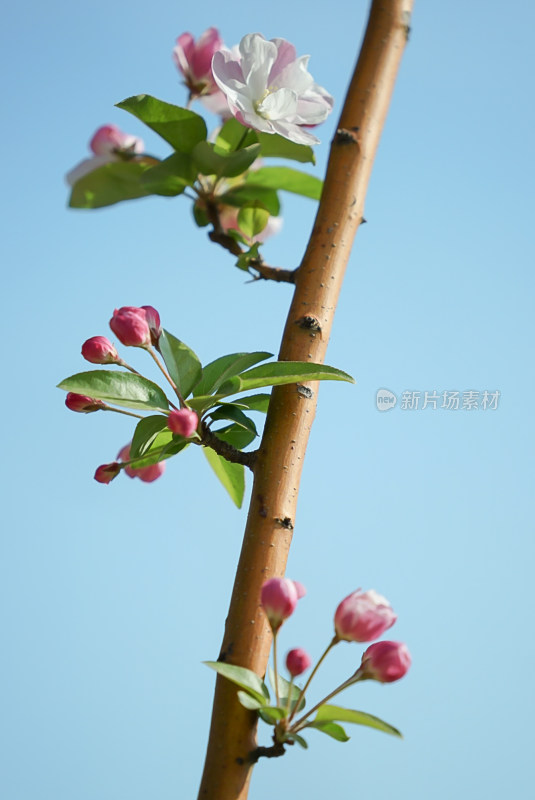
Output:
[{"xmin": 109, "ymin": 305, "xmax": 161, "ymax": 348}]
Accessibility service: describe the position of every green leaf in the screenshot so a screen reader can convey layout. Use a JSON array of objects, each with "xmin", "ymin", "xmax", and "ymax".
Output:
[
  {"xmin": 192, "ymin": 203, "xmax": 210, "ymax": 227},
  {"xmin": 257, "ymin": 132, "xmax": 316, "ymax": 164},
  {"xmin": 307, "ymin": 721, "xmax": 350, "ymax": 742},
  {"xmin": 218, "ymin": 361, "xmax": 355, "ymax": 396},
  {"xmin": 69, "ymin": 159, "xmax": 157, "ymax": 209},
  {"xmin": 286, "ymin": 732, "xmax": 308, "ymax": 749},
  {"xmin": 130, "ymin": 415, "xmax": 170, "ymax": 458},
  {"xmin": 237, "ymin": 205, "xmax": 270, "ymax": 239},
  {"xmin": 237, "ymin": 691, "xmax": 264, "ymax": 711},
  {"xmin": 187, "ymin": 394, "xmax": 228, "ymax": 415},
  {"xmin": 258, "ymin": 706, "xmax": 287, "ymax": 725},
  {"xmin": 212, "ymin": 424, "xmax": 257, "ymax": 450},
  {"xmin": 314, "ymin": 705, "xmax": 402, "ymax": 738},
  {"xmin": 117, "ymin": 95, "xmax": 207, "ymax": 153},
  {"xmin": 219, "ymin": 186, "xmax": 281, "ymax": 216},
  {"xmin": 209, "ymin": 405, "xmax": 258, "ymax": 436},
  {"xmin": 130, "ymin": 432, "xmax": 190, "ymax": 468},
  {"xmin": 268, "ymin": 666, "xmax": 305, "ymax": 712},
  {"xmin": 246, "ymin": 166, "xmax": 322, "ymax": 200},
  {"xmin": 139, "ymin": 152, "xmax": 197, "ymax": 196},
  {"xmin": 203, "ymin": 448, "xmax": 245, "ymax": 508},
  {"xmin": 193, "ymin": 352, "xmax": 272, "ymax": 397},
  {"xmin": 214, "ymin": 119, "xmax": 258, "ymax": 153},
  {"xmin": 235, "ymin": 243, "xmax": 261, "ymax": 273},
  {"xmin": 58, "ymin": 370, "xmax": 170, "ymax": 411},
  {"xmin": 192, "ymin": 141, "xmax": 261, "ymax": 178},
  {"xmin": 228, "ymin": 393, "xmax": 271, "ymax": 414},
  {"xmin": 203, "ymin": 661, "xmax": 270, "ymax": 705},
  {"xmin": 158, "ymin": 330, "xmax": 202, "ymax": 398}
]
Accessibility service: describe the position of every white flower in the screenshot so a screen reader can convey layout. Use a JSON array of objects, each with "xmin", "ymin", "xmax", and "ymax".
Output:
[{"xmin": 212, "ymin": 33, "xmax": 333, "ymax": 146}]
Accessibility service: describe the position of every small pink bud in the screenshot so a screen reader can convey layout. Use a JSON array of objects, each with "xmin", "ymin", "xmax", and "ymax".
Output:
[
  {"xmin": 286, "ymin": 648, "xmax": 311, "ymax": 677},
  {"xmin": 117, "ymin": 443, "xmax": 166, "ymax": 483},
  {"xmin": 89, "ymin": 124, "xmax": 144, "ymax": 156},
  {"xmin": 81, "ymin": 336, "xmax": 120, "ymax": 365},
  {"xmin": 140, "ymin": 305, "xmax": 162, "ymax": 346},
  {"xmin": 334, "ymin": 590, "xmax": 397, "ymax": 643},
  {"xmin": 109, "ymin": 307, "xmax": 151, "ymax": 348},
  {"xmin": 65, "ymin": 392, "xmax": 105, "ymax": 413},
  {"xmin": 359, "ymin": 641, "xmax": 411, "ymax": 684},
  {"xmin": 261, "ymin": 578, "xmax": 305, "ymax": 630},
  {"xmin": 173, "ymin": 27, "xmax": 224, "ymax": 96},
  {"xmin": 168, "ymin": 408, "xmax": 199, "ymax": 438},
  {"xmin": 94, "ymin": 462, "xmax": 121, "ymax": 484}
]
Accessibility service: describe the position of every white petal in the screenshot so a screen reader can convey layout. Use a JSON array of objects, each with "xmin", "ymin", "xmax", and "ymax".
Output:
[
  {"xmin": 239, "ymin": 34, "xmax": 277, "ymax": 99},
  {"xmin": 258, "ymin": 88, "xmax": 298, "ymax": 120},
  {"xmin": 268, "ymin": 120, "xmax": 320, "ymax": 146}
]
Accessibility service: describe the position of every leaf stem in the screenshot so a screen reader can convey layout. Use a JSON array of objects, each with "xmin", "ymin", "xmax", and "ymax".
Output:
[
  {"xmin": 117, "ymin": 359, "xmax": 142, "ymax": 376},
  {"xmin": 146, "ymin": 345, "xmax": 184, "ymax": 407},
  {"xmin": 104, "ymin": 406, "xmax": 145, "ymax": 420},
  {"xmin": 289, "ymin": 673, "xmax": 359, "ymax": 733},
  {"xmin": 287, "ymin": 636, "xmax": 338, "ymax": 725},
  {"xmin": 272, "ymin": 631, "xmax": 281, "ymax": 707}
]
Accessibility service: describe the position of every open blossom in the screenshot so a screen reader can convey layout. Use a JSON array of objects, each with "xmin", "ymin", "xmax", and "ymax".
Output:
[
  {"xmin": 66, "ymin": 124, "xmax": 144, "ymax": 186},
  {"xmin": 261, "ymin": 578, "xmax": 306, "ymax": 630},
  {"xmin": 118, "ymin": 444, "xmax": 166, "ymax": 483},
  {"xmin": 173, "ymin": 27, "xmax": 223, "ymax": 96},
  {"xmin": 358, "ymin": 641, "xmax": 411, "ymax": 683},
  {"xmin": 212, "ymin": 33, "xmax": 333, "ymax": 145},
  {"xmin": 334, "ymin": 589, "xmax": 397, "ymax": 643}
]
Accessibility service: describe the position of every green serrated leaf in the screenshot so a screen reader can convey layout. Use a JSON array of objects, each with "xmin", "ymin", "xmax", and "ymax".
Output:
[
  {"xmin": 268, "ymin": 666, "xmax": 305, "ymax": 712},
  {"xmin": 237, "ymin": 691, "xmax": 264, "ymax": 711},
  {"xmin": 218, "ymin": 361, "xmax": 355, "ymax": 396},
  {"xmin": 314, "ymin": 705, "xmax": 402, "ymax": 737},
  {"xmin": 214, "ymin": 119, "xmax": 258, "ymax": 153},
  {"xmin": 245, "ymin": 166, "xmax": 322, "ymax": 200},
  {"xmin": 209, "ymin": 405, "xmax": 258, "ymax": 436},
  {"xmin": 117, "ymin": 95, "xmax": 207, "ymax": 153},
  {"xmin": 130, "ymin": 415, "xmax": 170, "ymax": 459},
  {"xmin": 257, "ymin": 132, "xmax": 316, "ymax": 164},
  {"xmin": 228, "ymin": 393, "xmax": 271, "ymax": 414},
  {"xmin": 139, "ymin": 152, "xmax": 197, "ymax": 196},
  {"xmin": 203, "ymin": 448, "xmax": 245, "ymax": 507},
  {"xmin": 212, "ymin": 424, "xmax": 257, "ymax": 450},
  {"xmin": 219, "ymin": 186, "xmax": 281, "ymax": 216},
  {"xmin": 158, "ymin": 330, "xmax": 202, "ymax": 398},
  {"xmin": 307, "ymin": 721, "xmax": 350, "ymax": 742},
  {"xmin": 57, "ymin": 371, "xmax": 170, "ymax": 411},
  {"xmin": 203, "ymin": 661, "xmax": 270, "ymax": 705},
  {"xmin": 192, "ymin": 141, "xmax": 261, "ymax": 178},
  {"xmin": 258, "ymin": 706, "xmax": 287, "ymax": 725},
  {"xmin": 193, "ymin": 352, "xmax": 272, "ymax": 397},
  {"xmin": 237, "ymin": 205, "xmax": 269, "ymax": 239},
  {"xmin": 69, "ymin": 159, "xmax": 157, "ymax": 209}
]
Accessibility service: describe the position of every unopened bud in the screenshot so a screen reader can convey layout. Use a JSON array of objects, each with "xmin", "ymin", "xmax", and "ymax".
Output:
[
  {"xmin": 65, "ymin": 392, "xmax": 105, "ymax": 413},
  {"xmin": 81, "ymin": 336, "xmax": 120, "ymax": 364},
  {"xmin": 109, "ymin": 307, "xmax": 152, "ymax": 348},
  {"xmin": 94, "ymin": 462, "xmax": 121, "ymax": 484},
  {"xmin": 168, "ymin": 408, "xmax": 198, "ymax": 438},
  {"xmin": 334, "ymin": 589, "xmax": 397, "ymax": 643},
  {"xmin": 286, "ymin": 648, "xmax": 311, "ymax": 677},
  {"xmin": 261, "ymin": 578, "xmax": 306, "ymax": 631},
  {"xmin": 358, "ymin": 641, "xmax": 411, "ymax": 683}
]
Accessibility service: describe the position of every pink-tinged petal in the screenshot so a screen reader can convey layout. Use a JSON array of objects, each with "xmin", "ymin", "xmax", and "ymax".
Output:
[
  {"xmin": 269, "ymin": 119, "xmax": 320, "ymax": 146},
  {"xmin": 212, "ymin": 51, "xmax": 246, "ymax": 98},
  {"xmin": 191, "ymin": 27, "xmax": 223, "ymax": 81},
  {"xmin": 173, "ymin": 33, "xmax": 196, "ymax": 75},
  {"xmin": 268, "ymin": 38, "xmax": 297, "ymax": 83}
]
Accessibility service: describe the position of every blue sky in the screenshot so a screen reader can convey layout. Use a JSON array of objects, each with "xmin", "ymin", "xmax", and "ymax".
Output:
[{"xmin": 2, "ymin": 1, "xmax": 534, "ymax": 798}]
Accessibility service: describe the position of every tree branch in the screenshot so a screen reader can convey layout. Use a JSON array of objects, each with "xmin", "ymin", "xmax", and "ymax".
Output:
[
  {"xmin": 200, "ymin": 424, "xmax": 257, "ymax": 470},
  {"xmin": 197, "ymin": 3, "xmax": 414, "ymax": 798}
]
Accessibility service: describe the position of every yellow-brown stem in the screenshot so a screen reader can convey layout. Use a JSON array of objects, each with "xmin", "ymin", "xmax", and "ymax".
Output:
[{"xmin": 197, "ymin": 2, "xmax": 414, "ymax": 798}]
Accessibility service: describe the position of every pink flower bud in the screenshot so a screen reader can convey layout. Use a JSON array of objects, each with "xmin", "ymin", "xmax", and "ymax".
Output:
[
  {"xmin": 65, "ymin": 392, "xmax": 105, "ymax": 413},
  {"xmin": 260, "ymin": 578, "xmax": 305, "ymax": 630},
  {"xmin": 334, "ymin": 590, "xmax": 397, "ymax": 643},
  {"xmin": 168, "ymin": 408, "xmax": 198, "ymax": 438},
  {"xmin": 109, "ymin": 307, "xmax": 151, "ymax": 348},
  {"xmin": 81, "ymin": 336, "xmax": 120, "ymax": 365},
  {"xmin": 94, "ymin": 462, "xmax": 121, "ymax": 484},
  {"xmin": 359, "ymin": 641, "xmax": 412, "ymax": 683},
  {"xmin": 89, "ymin": 124, "xmax": 144, "ymax": 156},
  {"xmin": 140, "ymin": 305, "xmax": 162, "ymax": 346},
  {"xmin": 173, "ymin": 27, "xmax": 224, "ymax": 96},
  {"xmin": 117, "ymin": 444, "xmax": 166, "ymax": 483},
  {"xmin": 286, "ymin": 648, "xmax": 311, "ymax": 677}
]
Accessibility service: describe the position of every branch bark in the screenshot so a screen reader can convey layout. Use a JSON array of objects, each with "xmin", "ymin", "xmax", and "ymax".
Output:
[{"xmin": 197, "ymin": 2, "xmax": 414, "ymax": 798}]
